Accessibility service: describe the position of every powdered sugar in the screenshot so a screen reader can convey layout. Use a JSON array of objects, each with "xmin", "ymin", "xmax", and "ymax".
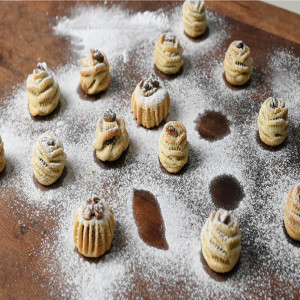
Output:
[{"xmin": 0, "ymin": 3, "xmax": 299, "ymax": 299}]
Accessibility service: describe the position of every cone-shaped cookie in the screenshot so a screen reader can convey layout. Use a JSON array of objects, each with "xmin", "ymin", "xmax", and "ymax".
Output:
[
  {"xmin": 73, "ymin": 197, "xmax": 115, "ymax": 258},
  {"xmin": 32, "ymin": 131, "xmax": 66, "ymax": 186},
  {"xmin": 201, "ymin": 209, "xmax": 241, "ymax": 273},
  {"xmin": 154, "ymin": 33, "xmax": 184, "ymax": 75},
  {"xmin": 0, "ymin": 135, "xmax": 5, "ymax": 173},
  {"xmin": 27, "ymin": 62, "xmax": 60, "ymax": 116},
  {"xmin": 159, "ymin": 121, "xmax": 189, "ymax": 173},
  {"xmin": 182, "ymin": 0, "xmax": 206, "ymax": 38},
  {"xmin": 224, "ymin": 40, "xmax": 253, "ymax": 86},
  {"xmin": 80, "ymin": 49, "xmax": 111, "ymax": 95},
  {"xmin": 93, "ymin": 110, "xmax": 129, "ymax": 162},
  {"xmin": 284, "ymin": 184, "xmax": 300, "ymax": 241},
  {"xmin": 258, "ymin": 97, "xmax": 289, "ymax": 146},
  {"xmin": 132, "ymin": 74, "xmax": 170, "ymax": 128}
]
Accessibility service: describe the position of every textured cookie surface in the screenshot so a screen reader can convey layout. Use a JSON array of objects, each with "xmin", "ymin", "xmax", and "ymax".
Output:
[
  {"xmin": 224, "ymin": 40, "xmax": 253, "ymax": 86},
  {"xmin": 257, "ymin": 97, "xmax": 289, "ymax": 146},
  {"xmin": 201, "ymin": 209, "xmax": 241, "ymax": 273},
  {"xmin": 154, "ymin": 33, "xmax": 184, "ymax": 75},
  {"xmin": 131, "ymin": 74, "xmax": 170, "ymax": 128},
  {"xmin": 27, "ymin": 62, "xmax": 60, "ymax": 116}
]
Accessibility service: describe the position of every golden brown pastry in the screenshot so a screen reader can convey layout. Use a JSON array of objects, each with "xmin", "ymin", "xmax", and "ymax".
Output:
[
  {"xmin": 284, "ymin": 184, "xmax": 300, "ymax": 241},
  {"xmin": 26, "ymin": 62, "xmax": 60, "ymax": 116},
  {"xmin": 258, "ymin": 97, "xmax": 290, "ymax": 146},
  {"xmin": 0, "ymin": 135, "xmax": 5, "ymax": 173},
  {"xmin": 224, "ymin": 40, "xmax": 253, "ymax": 86},
  {"xmin": 131, "ymin": 74, "xmax": 170, "ymax": 129},
  {"xmin": 154, "ymin": 33, "xmax": 184, "ymax": 75},
  {"xmin": 182, "ymin": 0, "xmax": 207, "ymax": 38},
  {"xmin": 73, "ymin": 197, "xmax": 115, "ymax": 258},
  {"xmin": 80, "ymin": 49, "xmax": 111, "ymax": 95},
  {"xmin": 93, "ymin": 110, "xmax": 129, "ymax": 162},
  {"xmin": 201, "ymin": 209, "xmax": 241, "ymax": 273},
  {"xmin": 158, "ymin": 121, "xmax": 189, "ymax": 173},
  {"xmin": 32, "ymin": 131, "xmax": 66, "ymax": 186}
]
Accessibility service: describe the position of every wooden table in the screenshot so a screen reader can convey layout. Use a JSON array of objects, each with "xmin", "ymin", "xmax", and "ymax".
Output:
[{"xmin": 0, "ymin": 1, "xmax": 299, "ymax": 299}]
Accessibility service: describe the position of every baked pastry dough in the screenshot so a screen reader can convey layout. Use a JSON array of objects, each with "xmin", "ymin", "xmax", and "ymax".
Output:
[
  {"xmin": 284, "ymin": 184, "xmax": 300, "ymax": 241},
  {"xmin": 182, "ymin": 0, "xmax": 207, "ymax": 38},
  {"xmin": 257, "ymin": 97, "xmax": 289, "ymax": 146},
  {"xmin": 131, "ymin": 74, "xmax": 170, "ymax": 128},
  {"xmin": 159, "ymin": 121, "xmax": 189, "ymax": 173},
  {"xmin": 32, "ymin": 131, "xmax": 66, "ymax": 186},
  {"xmin": 26, "ymin": 62, "xmax": 60, "ymax": 116},
  {"xmin": 93, "ymin": 110, "xmax": 129, "ymax": 162},
  {"xmin": 224, "ymin": 40, "xmax": 253, "ymax": 86},
  {"xmin": 0, "ymin": 135, "xmax": 5, "ymax": 173},
  {"xmin": 73, "ymin": 197, "xmax": 114, "ymax": 258},
  {"xmin": 201, "ymin": 209, "xmax": 241, "ymax": 273},
  {"xmin": 80, "ymin": 49, "xmax": 111, "ymax": 95},
  {"xmin": 154, "ymin": 33, "xmax": 184, "ymax": 75}
]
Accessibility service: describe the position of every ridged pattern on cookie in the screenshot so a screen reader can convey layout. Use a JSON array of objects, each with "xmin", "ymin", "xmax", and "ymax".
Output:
[
  {"xmin": 284, "ymin": 185, "xmax": 300, "ymax": 241},
  {"xmin": 224, "ymin": 40, "xmax": 253, "ymax": 86},
  {"xmin": 27, "ymin": 62, "xmax": 60, "ymax": 116},
  {"xmin": 257, "ymin": 97, "xmax": 289, "ymax": 146},
  {"xmin": 0, "ymin": 135, "xmax": 5, "ymax": 173},
  {"xmin": 154, "ymin": 33, "xmax": 184, "ymax": 75},
  {"xmin": 93, "ymin": 113, "xmax": 129, "ymax": 161},
  {"xmin": 158, "ymin": 121, "xmax": 189, "ymax": 173},
  {"xmin": 201, "ymin": 209, "xmax": 241, "ymax": 273},
  {"xmin": 32, "ymin": 131, "xmax": 66, "ymax": 186},
  {"xmin": 80, "ymin": 49, "xmax": 111, "ymax": 95},
  {"xmin": 73, "ymin": 200, "xmax": 115, "ymax": 258},
  {"xmin": 131, "ymin": 75, "xmax": 170, "ymax": 128},
  {"xmin": 182, "ymin": 0, "xmax": 206, "ymax": 38}
]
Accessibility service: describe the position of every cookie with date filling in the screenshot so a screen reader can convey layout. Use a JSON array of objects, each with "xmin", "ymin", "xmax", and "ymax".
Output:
[
  {"xmin": 258, "ymin": 97, "xmax": 290, "ymax": 146},
  {"xmin": 224, "ymin": 40, "xmax": 253, "ymax": 86},
  {"xmin": 284, "ymin": 184, "xmax": 300, "ymax": 241},
  {"xmin": 158, "ymin": 121, "xmax": 189, "ymax": 173},
  {"xmin": 32, "ymin": 131, "xmax": 66, "ymax": 186},
  {"xmin": 73, "ymin": 197, "xmax": 115, "ymax": 258},
  {"xmin": 26, "ymin": 62, "xmax": 60, "ymax": 116},
  {"xmin": 154, "ymin": 33, "xmax": 184, "ymax": 75},
  {"xmin": 131, "ymin": 74, "xmax": 170, "ymax": 128},
  {"xmin": 93, "ymin": 109, "xmax": 129, "ymax": 161},
  {"xmin": 80, "ymin": 49, "xmax": 111, "ymax": 95},
  {"xmin": 201, "ymin": 209, "xmax": 241, "ymax": 273},
  {"xmin": 182, "ymin": 0, "xmax": 207, "ymax": 38}
]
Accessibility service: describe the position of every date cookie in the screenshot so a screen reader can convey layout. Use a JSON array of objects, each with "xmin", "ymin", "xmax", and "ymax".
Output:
[
  {"xmin": 27, "ymin": 62, "xmax": 60, "ymax": 116},
  {"xmin": 73, "ymin": 197, "xmax": 115, "ymax": 258},
  {"xmin": 132, "ymin": 74, "xmax": 170, "ymax": 128},
  {"xmin": 80, "ymin": 49, "xmax": 111, "ymax": 95}
]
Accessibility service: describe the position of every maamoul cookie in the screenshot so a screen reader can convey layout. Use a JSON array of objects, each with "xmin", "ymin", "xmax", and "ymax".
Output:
[
  {"xmin": 182, "ymin": 0, "xmax": 207, "ymax": 38},
  {"xmin": 224, "ymin": 40, "xmax": 253, "ymax": 86},
  {"xmin": 73, "ymin": 197, "xmax": 114, "ymax": 258},
  {"xmin": 131, "ymin": 74, "xmax": 170, "ymax": 128},
  {"xmin": 26, "ymin": 62, "xmax": 60, "ymax": 116},
  {"xmin": 80, "ymin": 49, "xmax": 111, "ymax": 95},
  {"xmin": 93, "ymin": 110, "xmax": 129, "ymax": 162},
  {"xmin": 32, "ymin": 131, "xmax": 66, "ymax": 186},
  {"xmin": 284, "ymin": 184, "xmax": 300, "ymax": 241},
  {"xmin": 201, "ymin": 209, "xmax": 241, "ymax": 273},
  {"xmin": 154, "ymin": 33, "xmax": 184, "ymax": 75},
  {"xmin": 158, "ymin": 121, "xmax": 189, "ymax": 173},
  {"xmin": 257, "ymin": 97, "xmax": 289, "ymax": 146},
  {"xmin": 0, "ymin": 135, "xmax": 5, "ymax": 173}
]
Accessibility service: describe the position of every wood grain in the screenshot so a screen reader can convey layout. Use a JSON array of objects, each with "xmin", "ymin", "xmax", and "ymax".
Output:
[{"xmin": 0, "ymin": 1, "xmax": 299, "ymax": 299}]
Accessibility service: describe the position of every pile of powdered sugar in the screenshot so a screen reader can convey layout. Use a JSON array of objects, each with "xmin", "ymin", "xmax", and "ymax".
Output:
[{"xmin": 0, "ymin": 3, "xmax": 299, "ymax": 299}]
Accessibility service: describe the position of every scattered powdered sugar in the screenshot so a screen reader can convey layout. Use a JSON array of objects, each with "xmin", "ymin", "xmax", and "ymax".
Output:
[{"xmin": 0, "ymin": 3, "xmax": 299, "ymax": 299}]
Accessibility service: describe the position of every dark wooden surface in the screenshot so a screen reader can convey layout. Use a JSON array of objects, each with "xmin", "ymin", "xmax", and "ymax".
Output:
[{"xmin": 0, "ymin": 1, "xmax": 299, "ymax": 299}]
